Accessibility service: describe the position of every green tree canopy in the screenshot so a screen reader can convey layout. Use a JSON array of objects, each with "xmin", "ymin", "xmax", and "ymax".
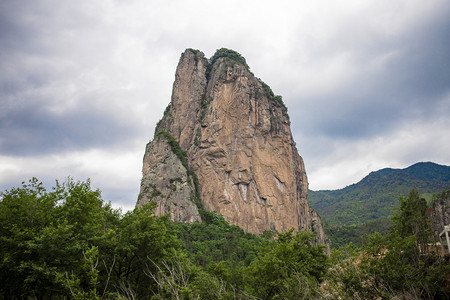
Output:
[
  {"xmin": 245, "ymin": 229, "xmax": 328, "ymax": 299},
  {"xmin": 391, "ymin": 188, "xmax": 433, "ymax": 248},
  {"xmin": 0, "ymin": 178, "xmax": 180, "ymax": 299},
  {"xmin": 327, "ymin": 188, "xmax": 449, "ymax": 299}
]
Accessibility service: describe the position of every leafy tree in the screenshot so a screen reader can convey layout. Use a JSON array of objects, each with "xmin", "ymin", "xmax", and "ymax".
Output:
[
  {"xmin": 309, "ymin": 162, "xmax": 450, "ymax": 244},
  {"xmin": 174, "ymin": 210, "xmax": 266, "ymax": 269},
  {"xmin": 244, "ymin": 229, "xmax": 328, "ymax": 299},
  {"xmin": 326, "ymin": 188, "xmax": 450, "ymax": 299},
  {"xmin": 10, "ymin": 179, "xmax": 448, "ymax": 299},
  {"xmin": 0, "ymin": 178, "xmax": 182, "ymax": 299},
  {"xmin": 111, "ymin": 202, "xmax": 180, "ymax": 297},
  {"xmin": 324, "ymin": 218, "xmax": 392, "ymax": 248},
  {"xmin": 391, "ymin": 188, "xmax": 433, "ymax": 250},
  {"xmin": 0, "ymin": 178, "xmax": 60, "ymax": 298}
]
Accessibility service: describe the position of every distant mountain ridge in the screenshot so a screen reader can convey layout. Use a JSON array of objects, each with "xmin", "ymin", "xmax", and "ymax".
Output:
[{"xmin": 308, "ymin": 162, "xmax": 450, "ymax": 227}]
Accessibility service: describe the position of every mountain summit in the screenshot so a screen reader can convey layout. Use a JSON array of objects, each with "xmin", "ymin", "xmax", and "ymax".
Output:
[
  {"xmin": 309, "ymin": 162, "xmax": 450, "ymax": 227},
  {"xmin": 137, "ymin": 48, "xmax": 327, "ymax": 244}
]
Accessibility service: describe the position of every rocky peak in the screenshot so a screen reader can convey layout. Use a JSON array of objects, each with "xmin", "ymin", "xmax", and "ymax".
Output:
[
  {"xmin": 155, "ymin": 49, "xmax": 208, "ymax": 150},
  {"xmin": 430, "ymin": 190, "xmax": 450, "ymax": 238},
  {"xmin": 138, "ymin": 48, "xmax": 328, "ymax": 246}
]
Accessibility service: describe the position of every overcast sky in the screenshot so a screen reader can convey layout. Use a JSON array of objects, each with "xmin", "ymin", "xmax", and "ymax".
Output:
[{"xmin": 1, "ymin": 0, "xmax": 449, "ymax": 211}]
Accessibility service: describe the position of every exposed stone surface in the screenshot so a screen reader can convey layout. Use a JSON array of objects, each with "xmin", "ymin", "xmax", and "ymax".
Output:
[
  {"xmin": 310, "ymin": 209, "xmax": 331, "ymax": 253},
  {"xmin": 138, "ymin": 48, "xmax": 328, "ymax": 245},
  {"xmin": 137, "ymin": 133, "xmax": 201, "ymax": 223},
  {"xmin": 430, "ymin": 190, "xmax": 450, "ymax": 237},
  {"xmin": 155, "ymin": 49, "xmax": 208, "ymax": 151}
]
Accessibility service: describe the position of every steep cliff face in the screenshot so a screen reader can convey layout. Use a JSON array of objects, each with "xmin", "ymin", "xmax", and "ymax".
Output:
[
  {"xmin": 430, "ymin": 190, "xmax": 450, "ymax": 237},
  {"xmin": 310, "ymin": 209, "xmax": 330, "ymax": 252},
  {"xmin": 138, "ymin": 132, "xmax": 201, "ymax": 223},
  {"xmin": 138, "ymin": 48, "xmax": 327, "ymax": 243}
]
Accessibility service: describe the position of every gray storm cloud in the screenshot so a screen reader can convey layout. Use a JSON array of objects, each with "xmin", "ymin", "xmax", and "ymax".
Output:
[{"xmin": 0, "ymin": 0, "xmax": 449, "ymax": 206}]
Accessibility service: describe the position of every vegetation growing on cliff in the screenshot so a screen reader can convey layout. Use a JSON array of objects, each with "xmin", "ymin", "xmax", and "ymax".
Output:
[
  {"xmin": 198, "ymin": 94, "xmax": 213, "ymax": 125},
  {"xmin": 205, "ymin": 48, "xmax": 287, "ymax": 110},
  {"xmin": 205, "ymin": 48, "xmax": 249, "ymax": 83},
  {"xmin": 154, "ymin": 130, "xmax": 203, "ymax": 213},
  {"xmin": 155, "ymin": 130, "xmax": 189, "ymax": 170},
  {"xmin": 208, "ymin": 48, "xmax": 249, "ymax": 71},
  {"xmin": 258, "ymin": 78, "xmax": 286, "ymax": 109}
]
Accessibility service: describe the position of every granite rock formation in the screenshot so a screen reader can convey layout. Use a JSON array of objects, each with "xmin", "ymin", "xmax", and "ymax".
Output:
[
  {"xmin": 137, "ymin": 48, "xmax": 328, "ymax": 245},
  {"xmin": 430, "ymin": 190, "xmax": 450, "ymax": 237},
  {"xmin": 137, "ymin": 131, "xmax": 201, "ymax": 223}
]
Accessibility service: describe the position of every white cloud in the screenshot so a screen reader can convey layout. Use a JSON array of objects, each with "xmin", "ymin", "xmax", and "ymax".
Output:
[
  {"xmin": 303, "ymin": 116, "xmax": 450, "ymax": 190},
  {"xmin": 1, "ymin": 0, "xmax": 449, "ymax": 210},
  {"xmin": 0, "ymin": 146, "xmax": 143, "ymax": 211}
]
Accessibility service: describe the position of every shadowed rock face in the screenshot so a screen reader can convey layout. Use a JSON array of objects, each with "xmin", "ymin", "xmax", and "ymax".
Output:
[
  {"xmin": 138, "ymin": 48, "xmax": 328, "ymax": 245},
  {"xmin": 430, "ymin": 190, "xmax": 450, "ymax": 237},
  {"xmin": 137, "ymin": 133, "xmax": 201, "ymax": 223}
]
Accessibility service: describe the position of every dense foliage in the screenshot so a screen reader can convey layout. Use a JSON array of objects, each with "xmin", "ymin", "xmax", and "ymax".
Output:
[
  {"xmin": 245, "ymin": 229, "xmax": 328, "ymax": 299},
  {"xmin": 0, "ymin": 178, "xmax": 181, "ymax": 299},
  {"xmin": 174, "ymin": 210, "xmax": 266, "ymax": 268},
  {"xmin": 309, "ymin": 162, "xmax": 450, "ymax": 246},
  {"xmin": 208, "ymin": 48, "xmax": 249, "ymax": 72},
  {"xmin": 324, "ymin": 218, "xmax": 392, "ymax": 249},
  {"xmin": 326, "ymin": 188, "xmax": 449, "ymax": 299},
  {"xmin": 2, "ymin": 178, "xmax": 447, "ymax": 299},
  {"xmin": 0, "ymin": 178, "xmax": 329, "ymax": 299}
]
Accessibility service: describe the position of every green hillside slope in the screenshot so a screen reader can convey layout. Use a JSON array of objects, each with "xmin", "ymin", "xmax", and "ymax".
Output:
[
  {"xmin": 309, "ymin": 162, "xmax": 450, "ymax": 227},
  {"xmin": 308, "ymin": 162, "xmax": 450, "ymax": 247}
]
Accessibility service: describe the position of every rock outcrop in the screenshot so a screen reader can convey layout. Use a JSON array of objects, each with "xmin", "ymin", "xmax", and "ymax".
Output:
[
  {"xmin": 138, "ymin": 48, "xmax": 328, "ymax": 245},
  {"xmin": 310, "ymin": 209, "xmax": 330, "ymax": 249},
  {"xmin": 137, "ymin": 131, "xmax": 201, "ymax": 223},
  {"xmin": 430, "ymin": 189, "xmax": 450, "ymax": 237}
]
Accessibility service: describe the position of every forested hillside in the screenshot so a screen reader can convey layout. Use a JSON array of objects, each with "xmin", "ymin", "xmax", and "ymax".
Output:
[
  {"xmin": 308, "ymin": 162, "xmax": 450, "ymax": 247},
  {"xmin": 0, "ymin": 179, "xmax": 450, "ymax": 300},
  {"xmin": 1, "ymin": 178, "xmax": 448, "ymax": 299}
]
